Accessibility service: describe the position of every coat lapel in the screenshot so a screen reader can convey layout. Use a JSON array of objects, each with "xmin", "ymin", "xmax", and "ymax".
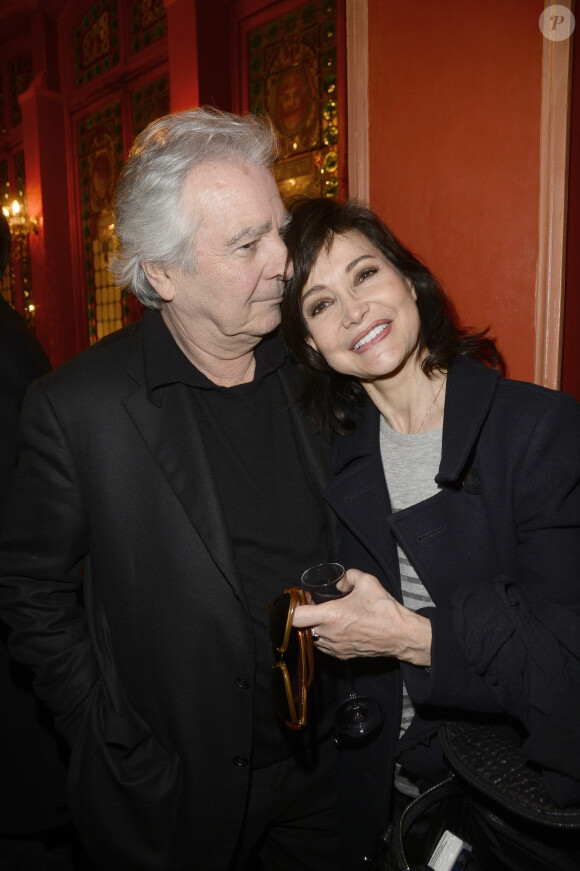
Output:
[
  {"xmin": 123, "ymin": 338, "xmax": 241, "ymax": 594},
  {"xmin": 437, "ymin": 359, "xmax": 500, "ymax": 484},
  {"xmin": 277, "ymin": 364, "xmax": 341, "ymax": 557},
  {"xmin": 325, "ymin": 403, "xmax": 401, "ymax": 590}
]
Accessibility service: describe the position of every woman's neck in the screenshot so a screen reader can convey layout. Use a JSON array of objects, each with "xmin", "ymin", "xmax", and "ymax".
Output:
[{"xmin": 363, "ymin": 365, "xmax": 447, "ymax": 434}]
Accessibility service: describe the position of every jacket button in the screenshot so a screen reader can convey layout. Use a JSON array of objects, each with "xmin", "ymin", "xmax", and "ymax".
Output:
[
  {"xmin": 233, "ymin": 756, "xmax": 248, "ymax": 767},
  {"xmin": 234, "ymin": 677, "xmax": 249, "ymax": 689}
]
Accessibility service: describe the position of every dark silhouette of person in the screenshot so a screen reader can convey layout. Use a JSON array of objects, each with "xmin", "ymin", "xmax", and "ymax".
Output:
[{"xmin": 0, "ymin": 212, "xmax": 85, "ymax": 870}]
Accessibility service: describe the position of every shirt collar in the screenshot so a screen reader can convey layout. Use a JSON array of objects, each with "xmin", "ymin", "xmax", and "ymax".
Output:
[{"xmin": 142, "ymin": 309, "xmax": 287, "ymax": 404}]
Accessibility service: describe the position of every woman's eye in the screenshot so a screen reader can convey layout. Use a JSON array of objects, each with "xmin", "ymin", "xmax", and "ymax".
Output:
[
  {"xmin": 356, "ymin": 266, "xmax": 378, "ymax": 284},
  {"xmin": 305, "ymin": 298, "xmax": 332, "ymax": 318}
]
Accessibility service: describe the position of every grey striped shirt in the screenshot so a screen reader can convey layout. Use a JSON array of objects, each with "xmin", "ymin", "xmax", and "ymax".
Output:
[{"xmin": 379, "ymin": 417, "xmax": 442, "ymax": 796}]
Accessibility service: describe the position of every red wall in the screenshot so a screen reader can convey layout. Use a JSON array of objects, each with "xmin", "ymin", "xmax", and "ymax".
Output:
[{"xmin": 367, "ymin": 0, "xmax": 544, "ymax": 382}]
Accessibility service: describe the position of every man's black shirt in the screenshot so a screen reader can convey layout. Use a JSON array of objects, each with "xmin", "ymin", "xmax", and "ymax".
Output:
[{"xmin": 143, "ymin": 310, "xmax": 334, "ymax": 765}]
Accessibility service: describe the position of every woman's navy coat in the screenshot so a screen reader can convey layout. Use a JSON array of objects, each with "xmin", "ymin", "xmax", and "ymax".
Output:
[{"xmin": 325, "ymin": 358, "xmax": 580, "ymax": 868}]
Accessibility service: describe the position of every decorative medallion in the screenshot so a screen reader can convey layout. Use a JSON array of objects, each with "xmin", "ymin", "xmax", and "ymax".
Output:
[{"xmin": 248, "ymin": 0, "xmax": 342, "ymax": 203}]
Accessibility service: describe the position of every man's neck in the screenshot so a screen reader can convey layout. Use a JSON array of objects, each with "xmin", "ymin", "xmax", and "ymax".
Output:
[{"xmin": 161, "ymin": 309, "xmax": 258, "ymax": 386}]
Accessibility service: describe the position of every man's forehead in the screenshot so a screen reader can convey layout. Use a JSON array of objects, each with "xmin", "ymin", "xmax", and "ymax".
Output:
[
  {"xmin": 185, "ymin": 158, "xmax": 275, "ymax": 193},
  {"xmin": 184, "ymin": 160, "xmax": 285, "ymax": 236}
]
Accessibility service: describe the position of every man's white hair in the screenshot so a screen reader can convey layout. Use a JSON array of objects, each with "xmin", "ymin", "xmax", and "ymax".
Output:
[{"xmin": 110, "ymin": 107, "xmax": 279, "ymax": 309}]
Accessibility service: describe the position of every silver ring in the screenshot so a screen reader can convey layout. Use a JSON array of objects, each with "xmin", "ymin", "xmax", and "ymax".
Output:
[{"xmin": 311, "ymin": 632, "xmax": 320, "ymax": 642}]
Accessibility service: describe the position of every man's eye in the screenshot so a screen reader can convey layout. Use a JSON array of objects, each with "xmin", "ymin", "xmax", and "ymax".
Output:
[{"xmin": 239, "ymin": 240, "xmax": 257, "ymax": 251}]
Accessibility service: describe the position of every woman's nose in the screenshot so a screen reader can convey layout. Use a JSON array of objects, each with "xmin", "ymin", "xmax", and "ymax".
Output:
[{"xmin": 341, "ymin": 295, "xmax": 369, "ymax": 326}]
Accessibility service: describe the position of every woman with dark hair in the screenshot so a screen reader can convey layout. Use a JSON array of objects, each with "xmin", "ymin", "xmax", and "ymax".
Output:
[{"xmin": 281, "ymin": 197, "xmax": 580, "ymax": 869}]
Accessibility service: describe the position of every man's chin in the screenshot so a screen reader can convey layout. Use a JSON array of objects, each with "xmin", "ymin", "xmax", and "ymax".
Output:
[{"xmin": 256, "ymin": 307, "xmax": 282, "ymax": 336}]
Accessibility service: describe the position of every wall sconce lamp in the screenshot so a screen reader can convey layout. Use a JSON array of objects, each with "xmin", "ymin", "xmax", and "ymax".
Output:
[{"xmin": 2, "ymin": 199, "xmax": 39, "ymax": 239}]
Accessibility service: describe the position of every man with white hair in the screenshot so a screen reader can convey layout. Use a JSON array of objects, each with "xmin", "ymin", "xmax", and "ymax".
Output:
[{"xmin": 0, "ymin": 108, "xmax": 339, "ymax": 871}]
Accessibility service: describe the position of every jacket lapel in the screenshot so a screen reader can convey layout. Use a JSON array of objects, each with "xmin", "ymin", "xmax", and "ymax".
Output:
[
  {"xmin": 123, "ymin": 338, "xmax": 241, "ymax": 594},
  {"xmin": 325, "ymin": 403, "xmax": 401, "ymax": 590},
  {"xmin": 277, "ymin": 364, "xmax": 341, "ymax": 557}
]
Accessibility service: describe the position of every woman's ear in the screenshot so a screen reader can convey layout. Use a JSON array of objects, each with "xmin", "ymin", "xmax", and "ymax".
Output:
[
  {"xmin": 305, "ymin": 335, "xmax": 319, "ymax": 352},
  {"xmin": 408, "ymin": 281, "xmax": 418, "ymax": 301},
  {"xmin": 141, "ymin": 261, "xmax": 175, "ymax": 302}
]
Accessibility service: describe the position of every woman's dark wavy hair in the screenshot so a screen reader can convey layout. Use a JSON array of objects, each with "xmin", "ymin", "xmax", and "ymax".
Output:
[{"xmin": 281, "ymin": 197, "xmax": 503, "ymax": 437}]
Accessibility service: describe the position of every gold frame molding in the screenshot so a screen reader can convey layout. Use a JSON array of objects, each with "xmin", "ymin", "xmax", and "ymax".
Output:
[
  {"xmin": 346, "ymin": 0, "xmax": 369, "ymax": 202},
  {"xmin": 535, "ymin": 0, "xmax": 575, "ymax": 389}
]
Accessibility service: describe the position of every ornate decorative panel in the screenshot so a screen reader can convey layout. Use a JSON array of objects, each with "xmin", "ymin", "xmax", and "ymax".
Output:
[
  {"xmin": 0, "ymin": 160, "xmax": 9, "ymax": 218},
  {"xmin": 129, "ymin": 0, "xmax": 167, "ymax": 55},
  {"xmin": 13, "ymin": 152, "xmax": 33, "ymax": 324},
  {"xmin": 77, "ymin": 101, "xmax": 125, "ymax": 343},
  {"xmin": 1, "ymin": 155, "xmax": 33, "ymax": 321},
  {"xmin": 248, "ymin": 0, "xmax": 342, "ymax": 204},
  {"xmin": 0, "ymin": 160, "xmax": 14, "ymax": 307},
  {"xmin": 131, "ymin": 72, "xmax": 170, "ymax": 137},
  {"xmin": 0, "ymin": 261, "xmax": 15, "ymax": 307},
  {"xmin": 9, "ymin": 55, "xmax": 33, "ymax": 128},
  {"xmin": 74, "ymin": 0, "xmax": 119, "ymax": 88}
]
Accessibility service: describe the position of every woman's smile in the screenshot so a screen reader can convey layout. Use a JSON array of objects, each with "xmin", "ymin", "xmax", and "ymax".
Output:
[{"xmin": 351, "ymin": 320, "xmax": 392, "ymax": 352}]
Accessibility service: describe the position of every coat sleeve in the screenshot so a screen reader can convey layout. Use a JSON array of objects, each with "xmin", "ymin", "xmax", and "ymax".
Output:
[
  {"xmin": 405, "ymin": 390, "xmax": 580, "ymax": 804},
  {"xmin": 0, "ymin": 378, "xmax": 99, "ymax": 744}
]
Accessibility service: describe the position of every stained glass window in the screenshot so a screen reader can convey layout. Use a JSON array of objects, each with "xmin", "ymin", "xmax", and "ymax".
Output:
[
  {"xmin": 0, "ymin": 259, "xmax": 14, "ymax": 307},
  {"xmin": 13, "ymin": 153, "xmax": 34, "ymax": 325},
  {"xmin": 9, "ymin": 55, "xmax": 33, "ymax": 128},
  {"xmin": 1, "ymin": 155, "xmax": 34, "ymax": 324},
  {"xmin": 0, "ymin": 160, "xmax": 9, "ymax": 223},
  {"xmin": 72, "ymin": 0, "xmax": 170, "ymax": 339},
  {"xmin": 129, "ymin": 0, "xmax": 167, "ymax": 54},
  {"xmin": 248, "ymin": 0, "xmax": 342, "ymax": 204},
  {"xmin": 77, "ymin": 101, "xmax": 125, "ymax": 343},
  {"xmin": 0, "ymin": 81, "xmax": 5, "ymax": 135},
  {"xmin": 131, "ymin": 73, "xmax": 170, "ymax": 137},
  {"xmin": 0, "ymin": 162, "xmax": 14, "ymax": 307},
  {"xmin": 74, "ymin": 0, "xmax": 119, "ymax": 88}
]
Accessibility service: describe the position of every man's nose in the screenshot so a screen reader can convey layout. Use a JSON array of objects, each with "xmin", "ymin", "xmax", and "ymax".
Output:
[{"xmin": 269, "ymin": 234, "xmax": 290, "ymax": 278}]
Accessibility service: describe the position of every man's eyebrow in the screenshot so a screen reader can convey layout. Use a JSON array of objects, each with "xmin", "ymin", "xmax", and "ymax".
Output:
[{"xmin": 226, "ymin": 220, "xmax": 272, "ymax": 248}]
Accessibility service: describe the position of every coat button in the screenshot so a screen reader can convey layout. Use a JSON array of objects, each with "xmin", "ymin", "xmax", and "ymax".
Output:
[
  {"xmin": 462, "ymin": 467, "xmax": 481, "ymax": 495},
  {"xmin": 233, "ymin": 756, "xmax": 248, "ymax": 767},
  {"xmin": 234, "ymin": 677, "xmax": 249, "ymax": 689}
]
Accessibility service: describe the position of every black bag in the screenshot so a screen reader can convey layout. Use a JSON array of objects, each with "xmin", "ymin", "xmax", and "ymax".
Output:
[{"xmin": 371, "ymin": 721, "xmax": 580, "ymax": 871}]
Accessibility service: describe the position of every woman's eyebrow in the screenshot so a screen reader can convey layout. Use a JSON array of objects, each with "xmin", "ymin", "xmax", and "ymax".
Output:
[
  {"xmin": 302, "ymin": 283, "xmax": 325, "ymax": 303},
  {"xmin": 302, "ymin": 255, "xmax": 376, "ymax": 303},
  {"xmin": 345, "ymin": 254, "xmax": 375, "ymax": 273}
]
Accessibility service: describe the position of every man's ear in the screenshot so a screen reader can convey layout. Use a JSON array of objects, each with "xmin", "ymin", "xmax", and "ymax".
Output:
[{"xmin": 141, "ymin": 261, "xmax": 175, "ymax": 302}]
